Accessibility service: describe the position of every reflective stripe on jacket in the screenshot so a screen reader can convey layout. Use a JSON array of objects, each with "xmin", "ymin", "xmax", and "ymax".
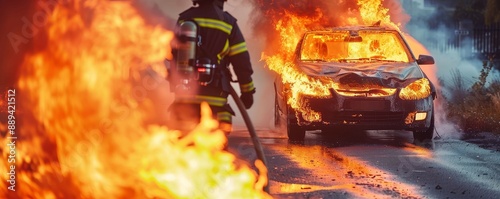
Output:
[
  {"xmin": 175, "ymin": 95, "xmax": 227, "ymax": 107},
  {"xmin": 178, "ymin": 5, "xmax": 254, "ymax": 93}
]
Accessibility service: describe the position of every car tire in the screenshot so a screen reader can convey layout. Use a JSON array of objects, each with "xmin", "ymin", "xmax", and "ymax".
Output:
[
  {"xmin": 274, "ymin": 90, "xmax": 306, "ymax": 141},
  {"xmin": 287, "ymin": 125, "xmax": 306, "ymax": 141},
  {"xmin": 413, "ymin": 109, "xmax": 434, "ymax": 142},
  {"xmin": 286, "ymin": 106, "xmax": 306, "ymax": 141}
]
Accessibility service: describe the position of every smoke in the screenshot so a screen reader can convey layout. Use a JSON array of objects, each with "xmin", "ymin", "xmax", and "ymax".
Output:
[
  {"xmin": 403, "ymin": 2, "xmax": 492, "ymax": 139},
  {"xmin": 148, "ymin": 0, "xmax": 191, "ymax": 24},
  {"xmin": 222, "ymin": 1, "xmax": 275, "ymax": 129},
  {"xmin": 247, "ymin": 0, "xmax": 409, "ymax": 53},
  {"xmin": 405, "ymin": 4, "xmax": 482, "ymax": 91},
  {"xmin": 141, "ymin": 0, "xmax": 275, "ymax": 129}
]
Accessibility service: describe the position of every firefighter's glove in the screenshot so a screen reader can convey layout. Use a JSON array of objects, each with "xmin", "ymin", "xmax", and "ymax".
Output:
[{"xmin": 240, "ymin": 92, "xmax": 254, "ymax": 109}]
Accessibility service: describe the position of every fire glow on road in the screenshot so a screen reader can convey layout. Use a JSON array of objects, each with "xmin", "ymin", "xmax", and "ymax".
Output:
[{"xmin": 267, "ymin": 144, "xmax": 424, "ymax": 198}]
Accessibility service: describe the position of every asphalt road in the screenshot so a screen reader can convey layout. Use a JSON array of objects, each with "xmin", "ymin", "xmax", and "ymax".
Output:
[{"xmin": 227, "ymin": 129, "xmax": 500, "ymax": 199}]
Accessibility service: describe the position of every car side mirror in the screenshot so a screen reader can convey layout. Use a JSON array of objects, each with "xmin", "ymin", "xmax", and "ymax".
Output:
[{"xmin": 417, "ymin": 55, "xmax": 435, "ymax": 65}]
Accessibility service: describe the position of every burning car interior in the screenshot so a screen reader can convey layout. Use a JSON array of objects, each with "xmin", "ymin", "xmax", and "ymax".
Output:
[{"xmin": 300, "ymin": 29, "xmax": 411, "ymax": 63}]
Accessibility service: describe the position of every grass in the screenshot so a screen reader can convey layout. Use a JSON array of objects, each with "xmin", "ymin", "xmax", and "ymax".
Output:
[{"xmin": 442, "ymin": 57, "xmax": 500, "ymax": 134}]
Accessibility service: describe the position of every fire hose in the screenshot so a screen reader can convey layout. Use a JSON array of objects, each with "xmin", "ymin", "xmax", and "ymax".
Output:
[{"xmin": 228, "ymin": 85, "xmax": 269, "ymax": 193}]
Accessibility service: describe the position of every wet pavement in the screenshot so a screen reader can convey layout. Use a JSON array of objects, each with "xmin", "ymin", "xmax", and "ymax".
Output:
[{"xmin": 228, "ymin": 129, "xmax": 500, "ymax": 199}]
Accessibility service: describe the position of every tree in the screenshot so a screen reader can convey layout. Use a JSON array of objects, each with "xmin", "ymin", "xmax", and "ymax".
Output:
[
  {"xmin": 453, "ymin": 0, "xmax": 487, "ymax": 26},
  {"xmin": 485, "ymin": 0, "xmax": 500, "ymax": 24}
]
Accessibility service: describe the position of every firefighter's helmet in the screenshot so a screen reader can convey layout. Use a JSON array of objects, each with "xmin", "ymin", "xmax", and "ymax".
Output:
[{"xmin": 192, "ymin": 0, "xmax": 226, "ymax": 6}]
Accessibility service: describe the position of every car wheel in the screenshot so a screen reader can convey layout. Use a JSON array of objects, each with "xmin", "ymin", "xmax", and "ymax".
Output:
[
  {"xmin": 286, "ymin": 106, "xmax": 306, "ymax": 141},
  {"xmin": 287, "ymin": 123, "xmax": 306, "ymax": 141},
  {"xmin": 413, "ymin": 109, "xmax": 434, "ymax": 142}
]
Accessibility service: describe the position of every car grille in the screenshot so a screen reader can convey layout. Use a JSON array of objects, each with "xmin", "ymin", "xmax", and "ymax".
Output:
[
  {"xmin": 343, "ymin": 99, "xmax": 390, "ymax": 111},
  {"xmin": 323, "ymin": 111, "xmax": 405, "ymax": 126},
  {"xmin": 335, "ymin": 88, "xmax": 397, "ymax": 98}
]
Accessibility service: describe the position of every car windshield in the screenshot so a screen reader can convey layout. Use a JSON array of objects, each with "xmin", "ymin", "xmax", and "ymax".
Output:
[{"xmin": 300, "ymin": 30, "xmax": 412, "ymax": 63}]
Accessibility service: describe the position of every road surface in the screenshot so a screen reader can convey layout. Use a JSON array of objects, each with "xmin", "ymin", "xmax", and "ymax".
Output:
[{"xmin": 228, "ymin": 129, "xmax": 500, "ymax": 199}]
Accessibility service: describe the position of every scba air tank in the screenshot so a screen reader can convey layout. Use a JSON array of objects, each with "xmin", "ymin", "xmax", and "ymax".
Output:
[{"xmin": 176, "ymin": 21, "xmax": 197, "ymax": 76}]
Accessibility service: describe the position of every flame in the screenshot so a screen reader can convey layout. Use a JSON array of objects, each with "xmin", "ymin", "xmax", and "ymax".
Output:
[
  {"xmin": 399, "ymin": 78, "xmax": 431, "ymax": 100},
  {"xmin": 1, "ymin": 1, "xmax": 269, "ymax": 198},
  {"xmin": 261, "ymin": 0, "xmax": 408, "ymax": 123},
  {"xmin": 300, "ymin": 31, "xmax": 410, "ymax": 62},
  {"xmin": 262, "ymin": 10, "xmax": 338, "ymax": 123},
  {"xmin": 357, "ymin": 0, "xmax": 399, "ymax": 30}
]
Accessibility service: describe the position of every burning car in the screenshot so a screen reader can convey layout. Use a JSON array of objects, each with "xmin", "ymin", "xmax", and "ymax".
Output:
[{"xmin": 274, "ymin": 25, "xmax": 436, "ymax": 141}]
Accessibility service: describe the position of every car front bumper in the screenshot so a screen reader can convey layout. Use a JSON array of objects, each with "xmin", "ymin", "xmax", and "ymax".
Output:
[{"xmin": 291, "ymin": 92, "xmax": 434, "ymax": 131}]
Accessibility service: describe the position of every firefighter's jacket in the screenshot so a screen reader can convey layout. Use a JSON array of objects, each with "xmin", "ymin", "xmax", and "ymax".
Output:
[{"xmin": 173, "ymin": 4, "xmax": 255, "ymax": 120}]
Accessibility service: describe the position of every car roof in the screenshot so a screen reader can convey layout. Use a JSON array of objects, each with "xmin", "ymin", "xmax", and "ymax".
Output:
[{"xmin": 306, "ymin": 25, "xmax": 399, "ymax": 33}]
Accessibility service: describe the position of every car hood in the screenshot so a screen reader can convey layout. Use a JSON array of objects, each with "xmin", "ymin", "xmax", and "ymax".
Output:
[{"xmin": 299, "ymin": 61, "xmax": 425, "ymax": 87}]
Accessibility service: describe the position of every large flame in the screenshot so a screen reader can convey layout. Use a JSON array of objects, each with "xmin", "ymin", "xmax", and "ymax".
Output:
[
  {"xmin": 300, "ymin": 31, "xmax": 410, "ymax": 62},
  {"xmin": 261, "ymin": 10, "xmax": 339, "ymax": 122},
  {"xmin": 1, "ymin": 1, "xmax": 269, "ymax": 198},
  {"xmin": 259, "ymin": 0, "xmax": 409, "ymax": 123}
]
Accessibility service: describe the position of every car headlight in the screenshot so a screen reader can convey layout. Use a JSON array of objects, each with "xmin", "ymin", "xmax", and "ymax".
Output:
[{"xmin": 399, "ymin": 78, "xmax": 431, "ymax": 100}]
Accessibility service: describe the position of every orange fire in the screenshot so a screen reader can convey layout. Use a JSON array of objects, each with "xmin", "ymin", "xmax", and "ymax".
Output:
[
  {"xmin": 1, "ymin": 1, "xmax": 269, "ymax": 198},
  {"xmin": 262, "ymin": 0, "xmax": 407, "ymax": 123},
  {"xmin": 300, "ymin": 31, "xmax": 410, "ymax": 62},
  {"xmin": 262, "ymin": 10, "xmax": 338, "ymax": 122},
  {"xmin": 399, "ymin": 78, "xmax": 431, "ymax": 100},
  {"xmin": 356, "ymin": 0, "xmax": 400, "ymax": 30}
]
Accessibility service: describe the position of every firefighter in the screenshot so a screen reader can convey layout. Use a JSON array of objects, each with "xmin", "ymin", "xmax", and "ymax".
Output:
[{"xmin": 168, "ymin": 0, "xmax": 255, "ymax": 134}]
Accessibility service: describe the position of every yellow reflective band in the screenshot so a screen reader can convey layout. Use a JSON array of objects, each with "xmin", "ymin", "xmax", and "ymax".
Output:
[
  {"xmin": 217, "ymin": 40, "xmax": 230, "ymax": 62},
  {"xmin": 229, "ymin": 42, "xmax": 248, "ymax": 56},
  {"xmin": 217, "ymin": 111, "xmax": 232, "ymax": 123},
  {"xmin": 240, "ymin": 81, "xmax": 255, "ymax": 92},
  {"xmin": 175, "ymin": 95, "xmax": 227, "ymax": 107},
  {"xmin": 193, "ymin": 18, "xmax": 232, "ymax": 34}
]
